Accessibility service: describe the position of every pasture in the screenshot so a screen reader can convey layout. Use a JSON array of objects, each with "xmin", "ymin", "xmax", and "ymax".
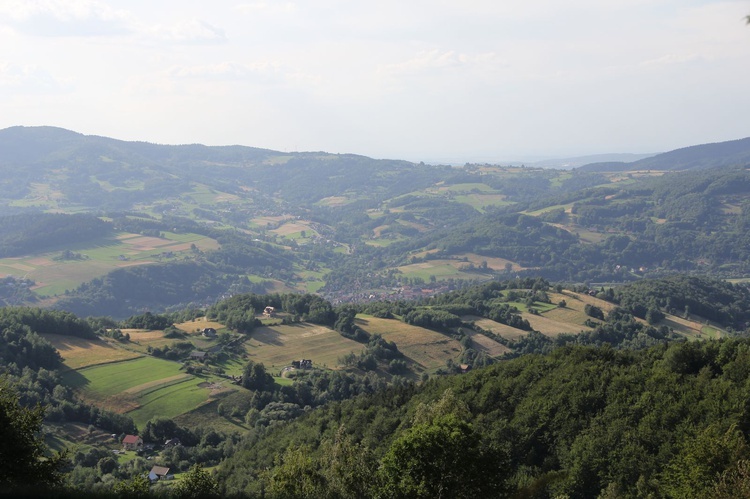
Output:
[
  {"xmin": 0, "ymin": 230, "xmax": 219, "ymax": 297},
  {"xmin": 41, "ymin": 334, "xmax": 141, "ymax": 369},
  {"xmin": 355, "ymin": 315, "xmax": 462, "ymax": 372},
  {"xmin": 523, "ymin": 313, "xmax": 590, "ymax": 338},
  {"xmin": 396, "ymin": 260, "xmax": 491, "ymax": 282},
  {"xmin": 243, "ymin": 323, "xmax": 364, "ymax": 372},
  {"xmin": 462, "ymin": 316, "xmax": 529, "ymax": 341},
  {"xmin": 62, "ymin": 356, "xmax": 215, "ymax": 428},
  {"xmin": 464, "ymin": 330, "xmax": 510, "ymax": 356}
]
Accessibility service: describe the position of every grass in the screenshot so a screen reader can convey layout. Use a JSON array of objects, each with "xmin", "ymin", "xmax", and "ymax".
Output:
[
  {"xmin": 461, "ymin": 316, "xmax": 529, "ymax": 341},
  {"xmin": 453, "ymin": 194, "xmax": 512, "ymax": 212},
  {"xmin": 60, "ymin": 355, "xmax": 224, "ymax": 430},
  {"xmin": 397, "ymin": 260, "xmax": 492, "ymax": 282},
  {"xmin": 41, "ymin": 334, "xmax": 142, "ymax": 369},
  {"xmin": 243, "ymin": 323, "xmax": 364, "ymax": 371},
  {"xmin": 0, "ymin": 230, "xmax": 218, "ymax": 297},
  {"xmin": 355, "ymin": 315, "xmax": 462, "ymax": 372},
  {"xmin": 63, "ymin": 357, "xmax": 186, "ymax": 396},
  {"xmin": 127, "ymin": 378, "xmax": 211, "ymax": 429}
]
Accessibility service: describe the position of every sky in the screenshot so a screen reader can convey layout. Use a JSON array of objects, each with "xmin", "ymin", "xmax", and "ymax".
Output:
[{"xmin": 0, "ymin": 1, "xmax": 749, "ymax": 163}]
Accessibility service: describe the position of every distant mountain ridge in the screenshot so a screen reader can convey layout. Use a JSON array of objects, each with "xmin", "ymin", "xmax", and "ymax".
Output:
[{"xmin": 578, "ymin": 136, "xmax": 750, "ymax": 172}]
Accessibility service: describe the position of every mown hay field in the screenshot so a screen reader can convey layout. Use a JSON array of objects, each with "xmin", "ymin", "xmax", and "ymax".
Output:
[
  {"xmin": 355, "ymin": 315, "xmax": 462, "ymax": 371},
  {"xmin": 61, "ymin": 356, "xmax": 214, "ymax": 429},
  {"xmin": 244, "ymin": 323, "xmax": 364, "ymax": 371},
  {"xmin": 41, "ymin": 334, "xmax": 141, "ymax": 369},
  {"xmin": 461, "ymin": 316, "xmax": 529, "ymax": 341}
]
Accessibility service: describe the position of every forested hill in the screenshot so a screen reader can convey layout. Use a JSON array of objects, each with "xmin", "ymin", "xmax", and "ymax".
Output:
[
  {"xmin": 219, "ymin": 338, "xmax": 750, "ymax": 498},
  {"xmin": 3, "ymin": 126, "xmax": 750, "ymax": 316},
  {"xmin": 579, "ymin": 136, "xmax": 750, "ymax": 172}
]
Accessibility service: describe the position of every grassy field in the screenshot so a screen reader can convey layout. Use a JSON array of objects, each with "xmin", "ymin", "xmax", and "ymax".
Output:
[
  {"xmin": 0, "ymin": 230, "xmax": 218, "ymax": 297},
  {"xmin": 462, "ymin": 316, "xmax": 529, "ymax": 341},
  {"xmin": 465, "ymin": 330, "xmax": 510, "ymax": 356},
  {"xmin": 454, "ymin": 193, "xmax": 512, "ymax": 212},
  {"xmin": 355, "ymin": 315, "xmax": 462, "ymax": 372},
  {"xmin": 243, "ymin": 323, "xmax": 364, "ymax": 372},
  {"xmin": 41, "ymin": 334, "xmax": 142, "ymax": 369},
  {"xmin": 61, "ymin": 356, "xmax": 216, "ymax": 428},
  {"xmin": 397, "ymin": 260, "xmax": 491, "ymax": 282},
  {"xmin": 523, "ymin": 313, "xmax": 590, "ymax": 337}
]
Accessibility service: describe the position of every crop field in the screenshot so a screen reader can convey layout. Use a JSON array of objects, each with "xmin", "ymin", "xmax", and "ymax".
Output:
[
  {"xmin": 0, "ymin": 231, "xmax": 219, "ymax": 297},
  {"xmin": 541, "ymin": 306, "xmax": 593, "ymax": 329},
  {"xmin": 243, "ymin": 323, "xmax": 364, "ymax": 371},
  {"xmin": 437, "ymin": 183, "xmax": 495, "ymax": 193},
  {"xmin": 396, "ymin": 260, "xmax": 491, "ymax": 282},
  {"xmin": 523, "ymin": 313, "xmax": 590, "ymax": 337},
  {"xmin": 250, "ymin": 215, "xmax": 294, "ymax": 228},
  {"xmin": 661, "ymin": 314, "xmax": 727, "ymax": 340},
  {"xmin": 454, "ymin": 193, "xmax": 512, "ymax": 212},
  {"xmin": 355, "ymin": 316, "xmax": 462, "ymax": 371},
  {"xmin": 453, "ymin": 253, "xmax": 520, "ymax": 272},
  {"xmin": 61, "ymin": 356, "xmax": 215, "ymax": 429},
  {"xmin": 464, "ymin": 330, "xmax": 510, "ymax": 356},
  {"xmin": 461, "ymin": 316, "xmax": 529, "ymax": 341},
  {"xmin": 41, "ymin": 334, "xmax": 141, "ymax": 369},
  {"xmin": 556, "ymin": 291, "xmax": 619, "ymax": 313},
  {"xmin": 174, "ymin": 398, "xmax": 250, "ymax": 434},
  {"xmin": 175, "ymin": 318, "xmax": 228, "ymax": 334},
  {"xmin": 315, "ymin": 196, "xmax": 351, "ymax": 207},
  {"xmin": 271, "ymin": 221, "xmax": 318, "ymax": 238},
  {"xmin": 122, "ymin": 329, "xmax": 175, "ymax": 353}
]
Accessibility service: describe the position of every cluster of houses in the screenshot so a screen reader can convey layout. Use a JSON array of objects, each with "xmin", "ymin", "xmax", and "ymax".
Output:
[{"xmin": 121, "ymin": 435, "xmax": 175, "ymax": 482}]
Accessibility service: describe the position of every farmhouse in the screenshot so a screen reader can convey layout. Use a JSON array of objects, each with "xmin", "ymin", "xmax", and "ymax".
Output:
[
  {"xmin": 292, "ymin": 359, "xmax": 313, "ymax": 369},
  {"xmin": 190, "ymin": 351, "xmax": 208, "ymax": 360},
  {"xmin": 122, "ymin": 435, "xmax": 143, "ymax": 451},
  {"xmin": 148, "ymin": 465, "xmax": 172, "ymax": 482},
  {"xmin": 202, "ymin": 327, "xmax": 217, "ymax": 338},
  {"xmin": 263, "ymin": 306, "xmax": 276, "ymax": 317}
]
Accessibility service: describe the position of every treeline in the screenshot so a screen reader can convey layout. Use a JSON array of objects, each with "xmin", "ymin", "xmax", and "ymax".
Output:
[
  {"xmin": 0, "ymin": 213, "xmax": 111, "ymax": 258},
  {"xmin": 219, "ymin": 338, "xmax": 750, "ymax": 498}
]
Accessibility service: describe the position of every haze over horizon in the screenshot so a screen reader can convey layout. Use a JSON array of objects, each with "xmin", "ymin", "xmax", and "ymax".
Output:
[{"xmin": 1, "ymin": 1, "xmax": 748, "ymax": 162}]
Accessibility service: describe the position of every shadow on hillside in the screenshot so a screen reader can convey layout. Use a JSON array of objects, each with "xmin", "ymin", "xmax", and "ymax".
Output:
[{"xmin": 60, "ymin": 368, "xmax": 90, "ymax": 389}]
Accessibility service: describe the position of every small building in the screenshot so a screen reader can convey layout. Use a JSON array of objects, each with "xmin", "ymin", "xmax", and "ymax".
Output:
[
  {"xmin": 148, "ymin": 465, "xmax": 171, "ymax": 482},
  {"xmin": 190, "ymin": 351, "xmax": 208, "ymax": 360},
  {"xmin": 202, "ymin": 327, "xmax": 217, "ymax": 338},
  {"xmin": 300, "ymin": 359, "xmax": 312, "ymax": 369},
  {"xmin": 459, "ymin": 364, "xmax": 472, "ymax": 374},
  {"xmin": 263, "ymin": 306, "xmax": 276, "ymax": 318},
  {"xmin": 122, "ymin": 435, "xmax": 143, "ymax": 451}
]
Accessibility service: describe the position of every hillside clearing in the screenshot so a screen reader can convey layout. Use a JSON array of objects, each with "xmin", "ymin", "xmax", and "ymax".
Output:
[
  {"xmin": 243, "ymin": 323, "xmax": 363, "ymax": 371},
  {"xmin": 41, "ymin": 334, "xmax": 141, "ymax": 369},
  {"xmin": 461, "ymin": 316, "xmax": 529, "ymax": 341},
  {"xmin": 355, "ymin": 316, "xmax": 462, "ymax": 372}
]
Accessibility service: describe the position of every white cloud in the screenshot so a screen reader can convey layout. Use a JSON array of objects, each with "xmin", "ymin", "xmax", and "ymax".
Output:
[
  {"xmin": 145, "ymin": 18, "xmax": 226, "ymax": 43},
  {"xmin": 0, "ymin": 0, "xmax": 133, "ymax": 36},
  {"xmin": 168, "ymin": 61, "xmax": 280, "ymax": 79},
  {"xmin": 235, "ymin": 2, "xmax": 298, "ymax": 15},
  {"xmin": 0, "ymin": 61, "xmax": 71, "ymax": 92}
]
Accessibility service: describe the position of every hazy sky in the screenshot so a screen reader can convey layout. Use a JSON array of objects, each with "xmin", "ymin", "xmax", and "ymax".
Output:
[{"xmin": 0, "ymin": 1, "xmax": 748, "ymax": 162}]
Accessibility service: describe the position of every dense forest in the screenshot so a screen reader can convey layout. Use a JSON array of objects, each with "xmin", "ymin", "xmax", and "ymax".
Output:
[{"xmin": 0, "ymin": 275, "xmax": 749, "ymax": 497}]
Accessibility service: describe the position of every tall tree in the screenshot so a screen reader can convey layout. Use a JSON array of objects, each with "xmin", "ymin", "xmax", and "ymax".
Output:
[{"xmin": 0, "ymin": 377, "xmax": 67, "ymax": 491}]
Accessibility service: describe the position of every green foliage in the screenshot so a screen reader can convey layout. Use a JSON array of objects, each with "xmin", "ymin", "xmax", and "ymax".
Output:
[
  {"xmin": 0, "ymin": 377, "xmax": 67, "ymax": 491},
  {"xmin": 173, "ymin": 463, "xmax": 218, "ymax": 498},
  {"xmin": 0, "ymin": 213, "xmax": 111, "ymax": 258},
  {"xmin": 378, "ymin": 413, "xmax": 506, "ymax": 498},
  {"xmin": 121, "ymin": 311, "xmax": 173, "ymax": 330}
]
